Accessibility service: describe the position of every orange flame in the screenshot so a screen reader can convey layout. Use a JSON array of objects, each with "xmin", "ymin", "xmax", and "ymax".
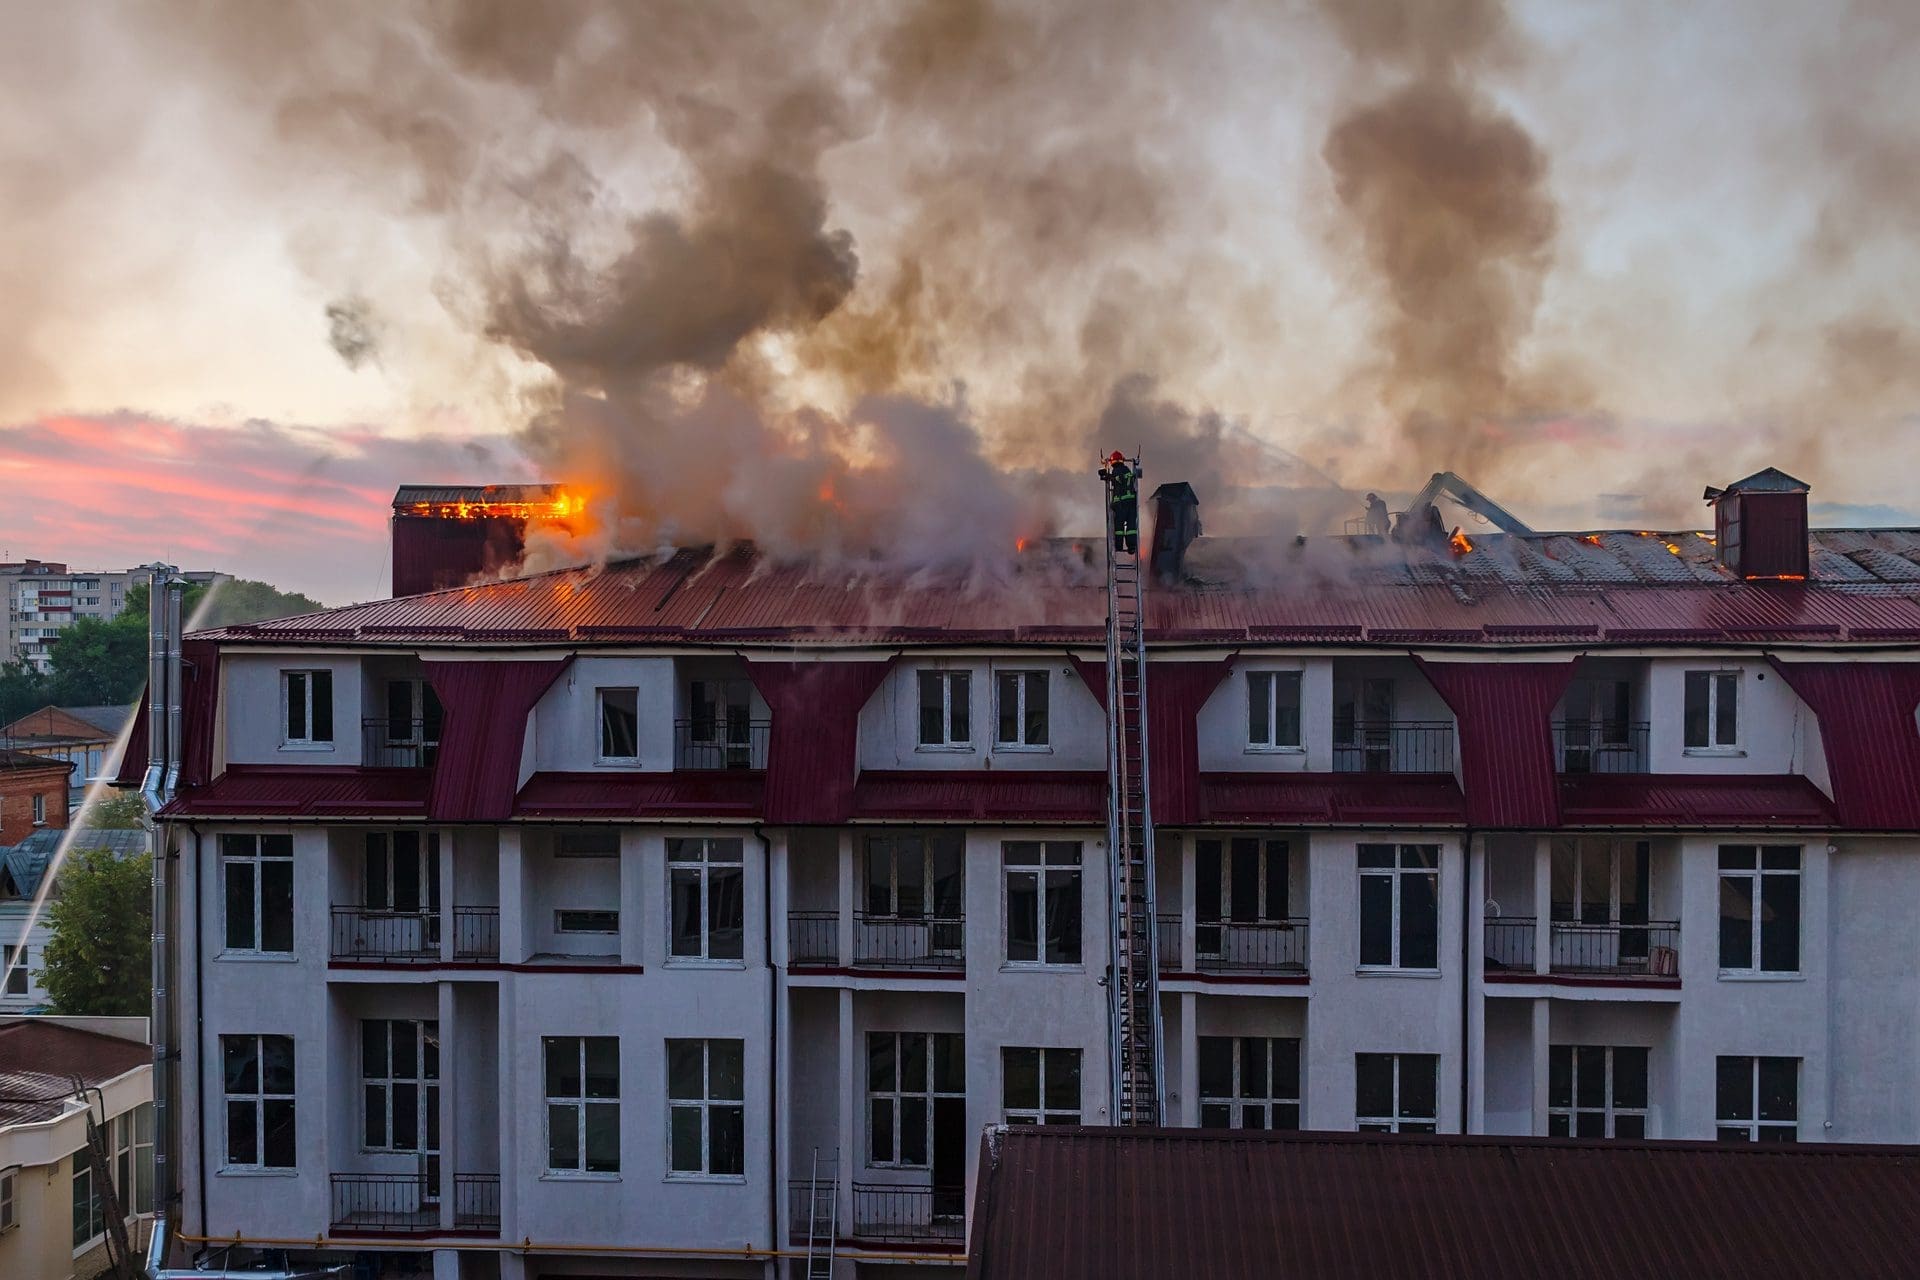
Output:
[
  {"xmin": 1664, "ymin": 541, "xmax": 1684, "ymax": 556},
  {"xmin": 1015, "ymin": 537, "xmax": 1030, "ymax": 553},
  {"xmin": 1449, "ymin": 529, "xmax": 1473, "ymax": 556},
  {"xmin": 404, "ymin": 489, "xmax": 588, "ymax": 522},
  {"xmin": 1580, "ymin": 534, "xmax": 1604, "ymax": 547}
]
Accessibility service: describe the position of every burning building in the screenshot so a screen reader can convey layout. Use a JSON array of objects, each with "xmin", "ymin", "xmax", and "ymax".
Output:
[
  {"xmin": 389, "ymin": 484, "xmax": 586, "ymax": 597},
  {"xmin": 124, "ymin": 464, "xmax": 1920, "ymax": 1280}
]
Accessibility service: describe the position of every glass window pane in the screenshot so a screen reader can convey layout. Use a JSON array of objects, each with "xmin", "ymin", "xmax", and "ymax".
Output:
[
  {"xmin": 391, "ymin": 1023, "xmax": 417, "ymax": 1079},
  {"xmin": 1683, "ymin": 672, "xmax": 1709, "ymax": 747},
  {"xmin": 1025, "ymin": 671, "xmax": 1048, "ymax": 745},
  {"xmin": 312, "ymin": 671, "xmax": 334, "ymax": 741},
  {"xmin": 997, "ymin": 672, "xmax": 1019, "ymax": 744},
  {"xmin": 1400, "ymin": 1057, "xmax": 1438, "ymax": 1119},
  {"xmin": 1007, "ymin": 872, "xmax": 1039, "ymax": 962},
  {"xmin": 547, "ymin": 1038, "xmax": 581, "ymax": 1099},
  {"xmin": 1612, "ymin": 1048, "xmax": 1649, "ymax": 1110},
  {"xmin": 1358, "ymin": 843, "xmax": 1394, "ymax": 868},
  {"xmin": 711, "ymin": 1040, "xmax": 744, "ymax": 1100},
  {"xmin": 1230, "ymin": 840, "xmax": 1260, "ymax": 925},
  {"xmin": 286, "ymin": 672, "xmax": 306, "ymax": 740},
  {"xmin": 1045, "ymin": 869, "xmax": 1082, "ymax": 964},
  {"xmin": 363, "ymin": 1084, "xmax": 388, "ymax": 1148},
  {"xmin": 1719, "ymin": 844, "xmax": 1757, "ymax": 870},
  {"xmin": 712, "ymin": 1104, "xmax": 745, "ymax": 1175},
  {"xmin": 362, "ymin": 1021, "xmax": 388, "ymax": 1079},
  {"xmin": 260, "ymin": 861, "xmax": 293, "ymax": 952},
  {"xmin": 262, "ymin": 1099, "xmax": 296, "ymax": 1168},
  {"xmin": 1272, "ymin": 1039, "xmax": 1300, "ymax": 1097},
  {"xmin": 1198, "ymin": 1038, "xmax": 1232, "ymax": 1098},
  {"xmin": 900, "ymin": 1034, "xmax": 927, "ymax": 1093},
  {"xmin": 668, "ymin": 1040, "xmax": 704, "ymax": 1101},
  {"xmin": 934, "ymin": 1034, "xmax": 965, "ymax": 1093},
  {"xmin": 1719, "ymin": 875, "xmax": 1754, "ymax": 969},
  {"xmin": 918, "ymin": 672, "xmax": 943, "ymax": 744},
  {"xmin": 391, "ymin": 1083, "xmax": 418, "ymax": 1151},
  {"xmin": 1716, "ymin": 1058, "xmax": 1752, "ymax": 1121},
  {"xmin": 670, "ymin": 1105, "xmax": 703, "ymax": 1172},
  {"xmin": 423, "ymin": 1023, "xmax": 440, "ymax": 1080},
  {"xmin": 1613, "ymin": 1113, "xmax": 1645, "ymax": 1140},
  {"xmin": 1548, "ymin": 1046, "xmax": 1572, "ymax": 1109},
  {"xmin": 1714, "ymin": 672, "xmax": 1738, "ymax": 743},
  {"xmin": 709, "ymin": 867, "xmax": 745, "ymax": 960},
  {"xmin": 1760, "ymin": 874, "xmax": 1800, "ymax": 972},
  {"xmin": 670, "ymin": 870, "xmax": 703, "ymax": 957},
  {"xmin": 1575, "ymin": 1110, "xmax": 1606, "ymax": 1138},
  {"xmin": 1761, "ymin": 846, "xmax": 1799, "ymax": 871},
  {"xmin": 870, "ymin": 1098, "xmax": 894, "ymax": 1164},
  {"xmin": 1044, "ymin": 1050, "xmax": 1080, "ymax": 1110},
  {"xmin": 1399, "ymin": 871, "xmax": 1439, "ymax": 969},
  {"xmin": 1195, "ymin": 845, "xmax": 1222, "ymax": 924},
  {"xmin": 548, "ymin": 1104, "xmax": 579, "ymax": 1170},
  {"xmin": 1758, "ymin": 1058, "xmax": 1797, "ymax": 1122},
  {"xmin": 1003, "ymin": 1049, "xmax": 1039, "ymax": 1110},
  {"xmin": 583, "ymin": 1038, "xmax": 619, "ymax": 1099},
  {"xmin": 1271, "ymin": 1102, "xmax": 1301, "ymax": 1131},
  {"xmin": 900, "ymin": 1097, "xmax": 929, "ymax": 1166},
  {"xmin": 950, "ymin": 672, "xmax": 970, "ymax": 740},
  {"xmin": 1276, "ymin": 673, "xmax": 1301, "ymax": 746},
  {"xmin": 226, "ymin": 1100, "xmax": 257, "ymax": 1165},
  {"xmin": 1359, "ymin": 875, "xmax": 1394, "ymax": 966},
  {"xmin": 262, "ymin": 1037, "xmax": 295, "ymax": 1095},
  {"xmin": 1248, "ymin": 672, "xmax": 1270, "ymax": 744},
  {"xmin": 584, "ymin": 1102, "xmax": 620, "ymax": 1172},
  {"xmin": 1200, "ymin": 1104, "xmax": 1231, "ymax": 1129},
  {"xmin": 1238, "ymin": 1038, "xmax": 1267, "ymax": 1099},
  {"xmin": 1547, "ymin": 1113, "xmax": 1570, "ymax": 1137},
  {"xmin": 1355, "ymin": 1055, "xmax": 1393, "ymax": 1118},
  {"xmin": 1575, "ymin": 1047, "xmax": 1606, "ymax": 1108},
  {"xmin": 224, "ymin": 862, "xmax": 255, "ymax": 951},
  {"xmin": 868, "ymin": 1034, "xmax": 896, "ymax": 1092}
]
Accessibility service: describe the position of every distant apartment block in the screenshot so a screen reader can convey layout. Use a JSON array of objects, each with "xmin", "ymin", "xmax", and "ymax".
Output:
[{"xmin": 0, "ymin": 560, "xmax": 225, "ymax": 671}]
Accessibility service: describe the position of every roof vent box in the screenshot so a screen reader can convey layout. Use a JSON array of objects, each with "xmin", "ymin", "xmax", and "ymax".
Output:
[
  {"xmin": 1150, "ymin": 482, "xmax": 1201, "ymax": 583},
  {"xmin": 1703, "ymin": 467, "xmax": 1810, "ymax": 581}
]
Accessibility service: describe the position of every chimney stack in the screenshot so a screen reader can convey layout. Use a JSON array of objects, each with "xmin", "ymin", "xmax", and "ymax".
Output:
[
  {"xmin": 1702, "ymin": 467, "xmax": 1810, "ymax": 581},
  {"xmin": 389, "ymin": 483, "xmax": 575, "ymax": 597},
  {"xmin": 1149, "ymin": 482, "xmax": 1201, "ymax": 583}
]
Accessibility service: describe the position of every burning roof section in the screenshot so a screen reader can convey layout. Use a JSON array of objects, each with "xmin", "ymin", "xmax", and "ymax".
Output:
[{"xmin": 198, "ymin": 526, "xmax": 1920, "ymax": 649}]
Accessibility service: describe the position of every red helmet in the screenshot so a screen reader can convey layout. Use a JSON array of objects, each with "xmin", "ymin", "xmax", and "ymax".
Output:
[{"xmin": 1106, "ymin": 451, "xmax": 1126, "ymax": 464}]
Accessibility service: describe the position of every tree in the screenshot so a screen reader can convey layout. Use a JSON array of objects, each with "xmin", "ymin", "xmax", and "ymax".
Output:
[
  {"xmin": 121, "ymin": 577, "xmax": 324, "ymax": 632},
  {"xmin": 45, "ymin": 615, "xmax": 148, "ymax": 707},
  {"xmin": 87, "ymin": 789, "xmax": 148, "ymax": 829},
  {"xmin": 0, "ymin": 660, "xmax": 51, "ymax": 726},
  {"xmin": 41, "ymin": 846, "xmax": 152, "ymax": 1017}
]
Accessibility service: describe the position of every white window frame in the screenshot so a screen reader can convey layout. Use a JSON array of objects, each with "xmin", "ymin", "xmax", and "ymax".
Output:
[
  {"xmin": 1002, "ymin": 841, "xmax": 1083, "ymax": 967},
  {"xmin": 1357, "ymin": 843, "xmax": 1440, "ymax": 972},
  {"xmin": 867, "ymin": 1031, "xmax": 965, "ymax": 1169},
  {"xmin": 596, "ymin": 686, "xmax": 640, "ymax": 764},
  {"xmin": 2, "ymin": 944, "xmax": 28, "ymax": 996},
  {"xmin": 1717, "ymin": 1055, "xmax": 1798, "ymax": 1142},
  {"xmin": 993, "ymin": 668, "xmax": 1051, "ymax": 750},
  {"xmin": 221, "ymin": 1033, "xmax": 296, "ymax": 1170},
  {"xmin": 555, "ymin": 908, "xmax": 619, "ymax": 935},
  {"xmin": 1194, "ymin": 836, "xmax": 1292, "ymax": 926},
  {"xmin": 1355, "ymin": 1052, "xmax": 1438, "ymax": 1134},
  {"xmin": 667, "ymin": 1038, "xmax": 746, "ymax": 1179},
  {"xmin": 220, "ymin": 834, "xmax": 295, "ymax": 956},
  {"xmin": 279, "ymin": 668, "xmax": 334, "ymax": 748},
  {"xmin": 1198, "ymin": 1036, "xmax": 1301, "ymax": 1130},
  {"xmin": 1001, "ymin": 1047, "xmax": 1081, "ymax": 1125},
  {"xmin": 1718, "ymin": 845, "xmax": 1801, "ymax": 975},
  {"xmin": 129, "ymin": 1103, "xmax": 153, "ymax": 1215},
  {"xmin": 916, "ymin": 669, "xmax": 972, "ymax": 750},
  {"xmin": 31, "ymin": 792, "xmax": 44, "ymax": 825},
  {"xmin": 543, "ymin": 1035, "xmax": 620, "ymax": 1175},
  {"xmin": 667, "ymin": 836, "xmax": 746, "ymax": 963},
  {"xmin": 0, "ymin": 1164, "xmax": 15, "ymax": 1232},
  {"xmin": 361, "ymin": 1019, "xmax": 440, "ymax": 1155},
  {"xmin": 1548, "ymin": 1044, "xmax": 1649, "ymax": 1139},
  {"xmin": 1246, "ymin": 670, "xmax": 1304, "ymax": 751},
  {"xmin": 1682, "ymin": 669, "xmax": 1741, "ymax": 753},
  {"xmin": 72, "ymin": 1152, "xmax": 103, "ymax": 1250}
]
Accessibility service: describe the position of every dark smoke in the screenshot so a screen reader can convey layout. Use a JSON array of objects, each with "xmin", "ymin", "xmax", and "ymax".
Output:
[{"xmin": 325, "ymin": 296, "xmax": 381, "ymax": 369}]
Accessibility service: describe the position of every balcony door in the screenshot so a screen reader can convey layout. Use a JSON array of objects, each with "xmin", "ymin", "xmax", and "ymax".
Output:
[
  {"xmin": 1335, "ymin": 678, "xmax": 1395, "ymax": 772},
  {"xmin": 382, "ymin": 679, "xmax": 443, "ymax": 767},
  {"xmin": 866, "ymin": 833, "xmax": 964, "ymax": 959},
  {"xmin": 1560, "ymin": 678, "xmax": 1631, "ymax": 772},
  {"xmin": 688, "ymin": 679, "xmax": 755, "ymax": 768},
  {"xmin": 1550, "ymin": 838, "xmax": 1650, "ymax": 963},
  {"xmin": 365, "ymin": 831, "xmax": 442, "ymax": 956}
]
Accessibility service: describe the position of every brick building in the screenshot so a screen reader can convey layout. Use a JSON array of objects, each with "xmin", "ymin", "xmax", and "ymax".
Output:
[{"xmin": 0, "ymin": 749, "xmax": 68, "ymax": 846}]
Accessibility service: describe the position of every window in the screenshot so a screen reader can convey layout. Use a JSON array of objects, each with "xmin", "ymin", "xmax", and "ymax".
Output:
[
  {"xmin": 0, "ymin": 1164, "xmax": 14, "ymax": 1231},
  {"xmin": 865, "ymin": 832, "xmax": 964, "ymax": 920},
  {"xmin": 1004, "ymin": 841, "xmax": 1082, "ymax": 965},
  {"xmin": 1247, "ymin": 671, "xmax": 1303, "ymax": 749},
  {"xmin": 1550, "ymin": 838, "xmax": 1650, "ymax": 925},
  {"xmin": 364, "ymin": 830, "xmax": 439, "ymax": 913},
  {"xmin": 113, "ymin": 1103, "xmax": 155, "ymax": 1215},
  {"xmin": 1717, "ymin": 1056, "xmax": 1797, "ymax": 1142},
  {"xmin": 556, "ymin": 909, "xmax": 619, "ymax": 934},
  {"xmin": 222, "ymin": 1034, "xmax": 296, "ymax": 1169},
  {"xmin": 1358, "ymin": 844, "xmax": 1439, "ymax": 970},
  {"xmin": 1355, "ymin": 1053, "xmax": 1438, "ymax": 1133},
  {"xmin": 1719, "ymin": 845, "xmax": 1800, "ymax": 973},
  {"xmin": 544, "ymin": 1036, "xmax": 619, "ymax": 1174},
  {"xmin": 598, "ymin": 687, "xmax": 639, "ymax": 761},
  {"xmin": 2, "ymin": 944, "xmax": 27, "ymax": 996},
  {"xmin": 668, "ymin": 1038, "xmax": 745, "ymax": 1177},
  {"xmin": 1199, "ymin": 1037, "xmax": 1300, "ymax": 1130},
  {"xmin": 994, "ymin": 670, "xmax": 1050, "ymax": 748},
  {"xmin": 221, "ymin": 834, "xmax": 294, "ymax": 954},
  {"xmin": 363, "ymin": 1020, "xmax": 440, "ymax": 1155},
  {"xmin": 73, "ymin": 1153, "xmax": 103, "ymax": 1247},
  {"xmin": 556, "ymin": 828, "xmax": 620, "ymax": 857},
  {"xmin": 1002, "ymin": 1047, "xmax": 1080, "ymax": 1125},
  {"xmin": 1549, "ymin": 1045, "xmax": 1648, "ymax": 1138},
  {"xmin": 1196, "ymin": 836, "xmax": 1290, "ymax": 936},
  {"xmin": 869, "ymin": 1032, "xmax": 964, "ymax": 1166},
  {"xmin": 281, "ymin": 669, "xmax": 334, "ymax": 745},
  {"xmin": 31, "ymin": 793, "xmax": 44, "ymax": 824},
  {"xmin": 668, "ymin": 837, "xmax": 745, "ymax": 961},
  {"xmin": 917, "ymin": 670, "xmax": 971, "ymax": 748},
  {"xmin": 1683, "ymin": 670, "xmax": 1739, "ymax": 750},
  {"xmin": 381, "ymin": 677, "xmax": 443, "ymax": 760}
]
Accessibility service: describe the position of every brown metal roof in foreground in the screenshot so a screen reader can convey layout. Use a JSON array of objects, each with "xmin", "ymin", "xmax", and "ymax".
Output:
[
  {"xmin": 0, "ymin": 1021, "xmax": 149, "ymax": 1125},
  {"xmin": 968, "ymin": 1126, "xmax": 1920, "ymax": 1280}
]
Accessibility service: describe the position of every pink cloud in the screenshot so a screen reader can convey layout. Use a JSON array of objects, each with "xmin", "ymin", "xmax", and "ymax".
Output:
[{"xmin": 1, "ymin": 413, "xmax": 534, "ymax": 605}]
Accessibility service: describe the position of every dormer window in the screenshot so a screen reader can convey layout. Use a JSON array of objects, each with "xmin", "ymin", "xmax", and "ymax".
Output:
[
  {"xmin": 1683, "ymin": 671, "xmax": 1739, "ymax": 752},
  {"xmin": 994, "ymin": 670, "xmax": 1050, "ymax": 749},
  {"xmin": 1247, "ymin": 671, "xmax": 1303, "ymax": 750},
  {"xmin": 917, "ymin": 670, "xmax": 971, "ymax": 749},
  {"xmin": 282, "ymin": 670, "xmax": 334, "ymax": 747},
  {"xmin": 598, "ymin": 688, "xmax": 640, "ymax": 762}
]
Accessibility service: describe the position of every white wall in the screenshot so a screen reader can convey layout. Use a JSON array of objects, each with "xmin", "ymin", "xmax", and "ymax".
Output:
[
  {"xmin": 1195, "ymin": 658, "xmax": 1334, "ymax": 772},
  {"xmin": 530, "ymin": 657, "xmax": 677, "ymax": 773},
  {"xmin": 1646, "ymin": 658, "xmax": 1818, "ymax": 775},
  {"xmin": 859, "ymin": 658, "xmax": 1105, "ymax": 771},
  {"xmin": 222, "ymin": 653, "xmax": 364, "ymax": 767}
]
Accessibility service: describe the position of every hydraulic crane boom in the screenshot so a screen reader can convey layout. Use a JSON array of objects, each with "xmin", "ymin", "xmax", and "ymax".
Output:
[{"xmin": 1100, "ymin": 453, "xmax": 1166, "ymax": 1126}]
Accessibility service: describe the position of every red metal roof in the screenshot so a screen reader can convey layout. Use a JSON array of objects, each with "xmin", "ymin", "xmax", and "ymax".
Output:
[
  {"xmin": 423, "ymin": 658, "xmax": 571, "ymax": 822},
  {"xmin": 0, "ymin": 1021, "xmax": 149, "ymax": 1125},
  {"xmin": 748, "ymin": 660, "xmax": 896, "ymax": 824},
  {"xmin": 1147, "ymin": 660, "xmax": 1234, "ymax": 825},
  {"xmin": 514, "ymin": 771, "xmax": 763, "ymax": 819},
  {"xmin": 159, "ymin": 765, "xmax": 430, "ymax": 818},
  {"xmin": 1417, "ymin": 659, "xmax": 1574, "ymax": 828},
  {"xmin": 1768, "ymin": 660, "xmax": 1920, "ymax": 830},
  {"xmin": 1196, "ymin": 772, "xmax": 1467, "ymax": 826},
  {"xmin": 968, "ymin": 1126, "xmax": 1920, "ymax": 1280},
  {"xmin": 1558, "ymin": 774, "xmax": 1837, "ymax": 828},
  {"xmin": 850, "ymin": 771, "xmax": 1105, "ymax": 822},
  {"xmin": 193, "ymin": 535, "xmax": 1920, "ymax": 649}
]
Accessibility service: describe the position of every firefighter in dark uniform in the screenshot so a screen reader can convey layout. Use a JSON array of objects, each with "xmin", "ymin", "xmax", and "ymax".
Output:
[{"xmin": 1101, "ymin": 451, "xmax": 1139, "ymax": 553}]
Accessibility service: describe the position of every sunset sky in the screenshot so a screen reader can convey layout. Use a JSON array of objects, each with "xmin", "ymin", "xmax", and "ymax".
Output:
[{"xmin": 3, "ymin": 0, "xmax": 1916, "ymax": 604}]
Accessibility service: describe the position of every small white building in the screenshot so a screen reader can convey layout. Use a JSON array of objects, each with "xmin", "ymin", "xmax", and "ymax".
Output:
[{"xmin": 0, "ymin": 1017, "xmax": 154, "ymax": 1280}]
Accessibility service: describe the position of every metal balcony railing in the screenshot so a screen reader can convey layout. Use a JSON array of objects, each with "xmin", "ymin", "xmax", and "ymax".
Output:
[
  {"xmin": 1156, "ymin": 915, "xmax": 1182, "ymax": 970},
  {"xmin": 846, "ymin": 1182, "xmax": 967, "ymax": 1244},
  {"xmin": 1553, "ymin": 721, "xmax": 1650, "ymax": 774},
  {"xmin": 1484, "ymin": 917, "xmax": 1680, "ymax": 979},
  {"xmin": 853, "ymin": 914, "xmax": 964, "ymax": 969},
  {"xmin": 452, "ymin": 906, "xmax": 500, "ymax": 961},
  {"xmin": 329, "ymin": 1171, "xmax": 442, "ymax": 1234},
  {"xmin": 1332, "ymin": 721, "xmax": 1454, "ymax": 773},
  {"xmin": 788, "ymin": 911, "xmax": 839, "ymax": 966},
  {"xmin": 453, "ymin": 1174, "xmax": 501, "ymax": 1233},
  {"xmin": 673, "ymin": 719, "xmax": 770, "ymax": 770},
  {"xmin": 362, "ymin": 718, "xmax": 438, "ymax": 769},
  {"xmin": 330, "ymin": 907, "xmax": 441, "ymax": 962},
  {"xmin": 1192, "ymin": 918, "xmax": 1310, "ymax": 974}
]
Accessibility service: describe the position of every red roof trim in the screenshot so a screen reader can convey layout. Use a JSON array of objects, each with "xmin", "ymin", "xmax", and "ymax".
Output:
[
  {"xmin": 1416, "ymin": 659, "xmax": 1575, "ymax": 828},
  {"xmin": 424, "ymin": 658, "xmax": 572, "ymax": 822},
  {"xmin": 1767, "ymin": 660, "xmax": 1920, "ymax": 830}
]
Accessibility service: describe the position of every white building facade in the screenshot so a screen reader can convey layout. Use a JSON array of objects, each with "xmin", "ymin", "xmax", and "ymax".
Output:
[{"xmin": 149, "ymin": 490, "xmax": 1920, "ymax": 1279}]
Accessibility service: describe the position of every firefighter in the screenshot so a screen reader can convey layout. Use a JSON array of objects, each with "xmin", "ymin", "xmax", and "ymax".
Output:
[
  {"xmin": 1100, "ymin": 451, "xmax": 1139, "ymax": 553},
  {"xmin": 1364, "ymin": 492, "xmax": 1390, "ymax": 536}
]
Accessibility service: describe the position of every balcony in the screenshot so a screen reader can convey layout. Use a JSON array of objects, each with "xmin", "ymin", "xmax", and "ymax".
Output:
[
  {"xmin": 331, "ymin": 907, "xmax": 441, "ymax": 962},
  {"xmin": 453, "ymin": 1174, "xmax": 501, "ymax": 1233},
  {"xmin": 452, "ymin": 906, "xmax": 501, "ymax": 961},
  {"xmin": 674, "ymin": 719, "xmax": 770, "ymax": 770},
  {"xmin": 790, "ymin": 1182, "xmax": 965, "ymax": 1246},
  {"xmin": 363, "ymin": 718, "xmax": 438, "ymax": 769},
  {"xmin": 1159, "ymin": 916, "xmax": 1308, "ymax": 975},
  {"xmin": 328, "ymin": 1171, "xmax": 498, "ymax": 1236},
  {"xmin": 785, "ymin": 912, "xmax": 965, "ymax": 970},
  {"xmin": 1485, "ymin": 917, "xmax": 1680, "ymax": 980},
  {"xmin": 1332, "ymin": 722, "xmax": 1454, "ymax": 773},
  {"xmin": 1552, "ymin": 721, "xmax": 1650, "ymax": 774}
]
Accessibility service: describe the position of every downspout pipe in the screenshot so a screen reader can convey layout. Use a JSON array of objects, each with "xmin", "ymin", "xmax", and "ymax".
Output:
[
  {"xmin": 755, "ymin": 823, "xmax": 778, "ymax": 1269},
  {"xmin": 1460, "ymin": 828, "xmax": 1475, "ymax": 1135}
]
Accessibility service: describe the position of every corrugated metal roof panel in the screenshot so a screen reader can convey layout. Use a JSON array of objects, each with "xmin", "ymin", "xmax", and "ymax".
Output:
[
  {"xmin": 1416, "ymin": 660, "xmax": 1574, "ymax": 828},
  {"xmin": 747, "ymin": 660, "xmax": 896, "ymax": 824},
  {"xmin": 1559, "ymin": 774, "xmax": 1837, "ymax": 828},
  {"xmin": 1768, "ymin": 661, "xmax": 1920, "ymax": 829},
  {"xmin": 1196, "ymin": 773, "xmax": 1467, "ymax": 826},
  {"xmin": 968, "ymin": 1126, "xmax": 1920, "ymax": 1280},
  {"xmin": 0, "ymin": 1022, "xmax": 149, "ymax": 1125},
  {"xmin": 423, "ymin": 658, "xmax": 571, "ymax": 822},
  {"xmin": 514, "ymin": 771, "xmax": 763, "ymax": 818},
  {"xmin": 159, "ymin": 765, "xmax": 431, "ymax": 818},
  {"xmin": 851, "ymin": 771, "xmax": 1105, "ymax": 822}
]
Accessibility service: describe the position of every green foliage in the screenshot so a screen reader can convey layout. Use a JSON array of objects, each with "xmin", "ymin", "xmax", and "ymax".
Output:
[
  {"xmin": 46, "ymin": 614, "xmax": 148, "ymax": 706},
  {"xmin": 122, "ymin": 577, "xmax": 324, "ymax": 632},
  {"xmin": 0, "ymin": 660, "xmax": 50, "ymax": 726},
  {"xmin": 41, "ymin": 845, "xmax": 153, "ymax": 1017},
  {"xmin": 86, "ymin": 789, "xmax": 148, "ymax": 829}
]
